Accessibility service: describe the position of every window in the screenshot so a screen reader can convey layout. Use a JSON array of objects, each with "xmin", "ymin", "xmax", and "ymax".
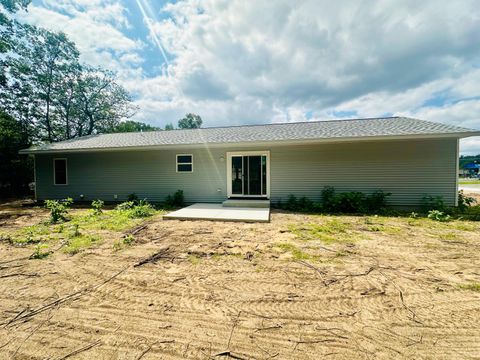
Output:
[
  {"xmin": 176, "ymin": 154, "xmax": 193, "ymax": 172},
  {"xmin": 53, "ymin": 158, "xmax": 67, "ymax": 185}
]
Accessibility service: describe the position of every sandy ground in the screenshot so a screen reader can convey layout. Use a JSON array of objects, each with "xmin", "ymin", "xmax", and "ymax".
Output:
[{"xmin": 0, "ymin": 201, "xmax": 480, "ymax": 359}]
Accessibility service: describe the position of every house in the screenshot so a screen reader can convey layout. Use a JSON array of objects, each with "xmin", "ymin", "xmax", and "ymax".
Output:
[{"xmin": 20, "ymin": 117, "xmax": 480, "ymax": 207}]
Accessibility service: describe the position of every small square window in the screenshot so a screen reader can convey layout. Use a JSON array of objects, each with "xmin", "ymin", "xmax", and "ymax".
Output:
[
  {"xmin": 54, "ymin": 158, "xmax": 68, "ymax": 185},
  {"xmin": 176, "ymin": 154, "xmax": 193, "ymax": 172}
]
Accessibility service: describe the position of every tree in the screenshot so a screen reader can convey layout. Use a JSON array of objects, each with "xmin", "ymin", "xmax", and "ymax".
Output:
[
  {"xmin": 178, "ymin": 113, "xmax": 202, "ymax": 129},
  {"xmin": 108, "ymin": 120, "xmax": 159, "ymax": 133},
  {"xmin": 0, "ymin": 111, "xmax": 32, "ymax": 198},
  {"xmin": 75, "ymin": 67, "xmax": 138, "ymax": 136},
  {"xmin": 164, "ymin": 123, "xmax": 174, "ymax": 131}
]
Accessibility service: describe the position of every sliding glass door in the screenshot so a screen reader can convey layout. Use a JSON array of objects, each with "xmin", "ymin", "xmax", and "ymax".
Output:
[{"xmin": 230, "ymin": 154, "xmax": 268, "ymax": 197}]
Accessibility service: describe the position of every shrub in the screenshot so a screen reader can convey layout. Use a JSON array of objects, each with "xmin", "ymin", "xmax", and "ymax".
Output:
[
  {"xmin": 127, "ymin": 200, "xmax": 156, "ymax": 218},
  {"xmin": 421, "ymin": 195, "xmax": 446, "ymax": 213},
  {"xmin": 116, "ymin": 201, "xmax": 136, "ymax": 211},
  {"xmin": 45, "ymin": 198, "xmax": 73, "ymax": 223},
  {"xmin": 30, "ymin": 244, "xmax": 50, "ymax": 259},
  {"xmin": 91, "ymin": 199, "xmax": 104, "ymax": 216},
  {"xmin": 365, "ymin": 190, "xmax": 391, "ymax": 212},
  {"xmin": 427, "ymin": 210, "xmax": 451, "ymax": 222},
  {"xmin": 285, "ymin": 194, "xmax": 299, "ymax": 211},
  {"xmin": 320, "ymin": 186, "xmax": 336, "ymax": 212},
  {"xmin": 165, "ymin": 190, "xmax": 185, "ymax": 207},
  {"xmin": 335, "ymin": 191, "xmax": 366, "ymax": 213},
  {"xmin": 457, "ymin": 190, "xmax": 476, "ymax": 212},
  {"xmin": 127, "ymin": 193, "xmax": 139, "ymax": 204}
]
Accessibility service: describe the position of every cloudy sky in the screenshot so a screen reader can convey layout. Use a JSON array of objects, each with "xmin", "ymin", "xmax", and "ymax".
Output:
[{"xmin": 18, "ymin": 0, "xmax": 480, "ymax": 154}]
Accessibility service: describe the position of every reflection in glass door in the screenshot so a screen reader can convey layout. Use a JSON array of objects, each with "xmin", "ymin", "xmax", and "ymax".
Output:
[{"xmin": 231, "ymin": 155, "xmax": 267, "ymax": 197}]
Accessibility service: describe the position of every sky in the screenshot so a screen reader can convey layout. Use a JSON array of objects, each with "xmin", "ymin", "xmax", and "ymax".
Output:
[{"xmin": 17, "ymin": 0, "xmax": 480, "ymax": 154}]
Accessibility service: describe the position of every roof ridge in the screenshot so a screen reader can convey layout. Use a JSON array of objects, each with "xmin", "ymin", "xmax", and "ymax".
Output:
[{"xmin": 106, "ymin": 116, "xmax": 404, "ymax": 136}]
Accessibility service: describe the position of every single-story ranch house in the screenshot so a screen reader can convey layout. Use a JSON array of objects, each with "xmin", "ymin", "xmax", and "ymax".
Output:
[{"xmin": 20, "ymin": 117, "xmax": 480, "ymax": 207}]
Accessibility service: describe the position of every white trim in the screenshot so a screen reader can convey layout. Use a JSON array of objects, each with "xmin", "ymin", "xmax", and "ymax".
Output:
[
  {"xmin": 226, "ymin": 151, "xmax": 270, "ymax": 199},
  {"xmin": 33, "ymin": 155, "xmax": 37, "ymax": 200},
  {"xmin": 53, "ymin": 158, "xmax": 68, "ymax": 185},
  {"xmin": 19, "ymin": 132, "xmax": 480, "ymax": 155},
  {"xmin": 455, "ymin": 138, "xmax": 459, "ymax": 206},
  {"xmin": 176, "ymin": 153, "xmax": 193, "ymax": 173}
]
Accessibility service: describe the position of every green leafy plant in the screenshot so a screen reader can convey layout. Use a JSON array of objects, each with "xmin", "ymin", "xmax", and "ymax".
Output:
[
  {"xmin": 365, "ymin": 190, "xmax": 391, "ymax": 212},
  {"xmin": 127, "ymin": 193, "xmax": 139, "ymax": 204},
  {"xmin": 427, "ymin": 210, "xmax": 451, "ymax": 222},
  {"xmin": 116, "ymin": 201, "xmax": 136, "ymax": 211},
  {"xmin": 320, "ymin": 186, "xmax": 337, "ymax": 212},
  {"xmin": 165, "ymin": 190, "xmax": 185, "ymax": 207},
  {"xmin": 421, "ymin": 195, "xmax": 446, "ymax": 213},
  {"xmin": 335, "ymin": 192, "xmax": 366, "ymax": 213},
  {"xmin": 457, "ymin": 190, "xmax": 476, "ymax": 212},
  {"xmin": 91, "ymin": 199, "xmax": 104, "ymax": 216},
  {"xmin": 128, "ymin": 200, "xmax": 156, "ymax": 218},
  {"xmin": 30, "ymin": 244, "xmax": 50, "ymax": 259},
  {"xmin": 44, "ymin": 198, "xmax": 73, "ymax": 223}
]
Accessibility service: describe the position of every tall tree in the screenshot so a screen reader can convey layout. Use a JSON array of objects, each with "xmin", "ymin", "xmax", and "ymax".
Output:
[
  {"xmin": 164, "ymin": 123, "xmax": 174, "ymax": 130},
  {"xmin": 108, "ymin": 120, "xmax": 159, "ymax": 133},
  {"xmin": 178, "ymin": 113, "xmax": 202, "ymax": 129},
  {"xmin": 75, "ymin": 67, "xmax": 138, "ymax": 136}
]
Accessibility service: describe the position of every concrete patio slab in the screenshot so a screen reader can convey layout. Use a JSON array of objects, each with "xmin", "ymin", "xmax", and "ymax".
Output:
[{"xmin": 163, "ymin": 203, "xmax": 270, "ymax": 222}]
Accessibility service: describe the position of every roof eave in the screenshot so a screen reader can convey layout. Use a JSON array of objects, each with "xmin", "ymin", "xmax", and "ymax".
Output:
[{"xmin": 18, "ymin": 131, "xmax": 480, "ymax": 155}]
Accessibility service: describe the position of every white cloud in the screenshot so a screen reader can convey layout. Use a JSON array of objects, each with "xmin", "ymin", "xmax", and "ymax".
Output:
[
  {"xmin": 16, "ymin": 0, "xmax": 480, "ymax": 154},
  {"xmin": 17, "ymin": 1, "xmax": 143, "ymax": 72}
]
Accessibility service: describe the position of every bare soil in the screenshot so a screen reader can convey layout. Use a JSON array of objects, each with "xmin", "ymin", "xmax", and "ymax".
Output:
[{"xmin": 0, "ymin": 202, "xmax": 479, "ymax": 359}]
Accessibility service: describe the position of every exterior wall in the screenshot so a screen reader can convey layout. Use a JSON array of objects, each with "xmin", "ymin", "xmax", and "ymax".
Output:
[{"xmin": 35, "ymin": 138, "xmax": 458, "ymax": 207}]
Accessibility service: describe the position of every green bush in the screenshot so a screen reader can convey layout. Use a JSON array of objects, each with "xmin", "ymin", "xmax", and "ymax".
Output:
[
  {"xmin": 428, "ymin": 210, "xmax": 451, "ymax": 222},
  {"xmin": 165, "ymin": 190, "xmax": 185, "ymax": 207},
  {"xmin": 91, "ymin": 199, "xmax": 104, "ymax": 216},
  {"xmin": 127, "ymin": 193, "xmax": 139, "ymax": 204},
  {"xmin": 365, "ymin": 190, "xmax": 391, "ymax": 212},
  {"xmin": 320, "ymin": 186, "xmax": 336, "ymax": 212},
  {"xmin": 44, "ymin": 198, "xmax": 73, "ymax": 223},
  {"xmin": 457, "ymin": 190, "xmax": 476, "ymax": 212},
  {"xmin": 335, "ymin": 191, "xmax": 366, "ymax": 213},
  {"xmin": 421, "ymin": 195, "xmax": 446, "ymax": 212},
  {"xmin": 116, "ymin": 201, "xmax": 136, "ymax": 211},
  {"xmin": 128, "ymin": 200, "xmax": 156, "ymax": 218}
]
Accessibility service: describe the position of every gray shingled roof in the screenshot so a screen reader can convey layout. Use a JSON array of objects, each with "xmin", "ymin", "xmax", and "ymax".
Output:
[{"xmin": 20, "ymin": 117, "xmax": 479, "ymax": 154}]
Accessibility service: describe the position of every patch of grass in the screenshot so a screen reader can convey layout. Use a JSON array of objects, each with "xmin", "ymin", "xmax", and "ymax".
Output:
[
  {"xmin": 458, "ymin": 283, "xmax": 480, "ymax": 292},
  {"xmin": 30, "ymin": 244, "xmax": 51, "ymax": 259},
  {"xmin": 63, "ymin": 234, "xmax": 101, "ymax": 255},
  {"xmin": 188, "ymin": 255, "xmax": 202, "ymax": 265},
  {"xmin": 439, "ymin": 232, "xmax": 460, "ymax": 241},
  {"xmin": 458, "ymin": 181, "xmax": 480, "ymax": 185},
  {"xmin": 452, "ymin": 222, "xmax": 477, "ymax": 231},
  {"xmin": 70, "ymin": 211, "xmax": 143, "ymax": 232},
  {"xmin": 113, "ymin": 234, "xmax": 135, "ymax": 251},
  {"xmin": 11, "ymin": 223, "xmax": 55, "ymax": 245},
  {"xmin": 288, "ymin": 219, "xmax": 354, "ymax": 244},
  {"xmin": 276, "ymin": 242, "xmax": 315, "ymax": 260}
]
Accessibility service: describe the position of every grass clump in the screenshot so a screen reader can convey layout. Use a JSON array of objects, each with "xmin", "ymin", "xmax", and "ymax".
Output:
[
  {"xmin": 30, "ymin": 244, "xmax": 50, "ymax": 259},
  {"xmin": 115, "ymin": 199, "xmax": 156, "ymax": 218},
  {"xmin": 288, "ymin": 219, "xmax": 353, "ymax": 244},
  {"xmin": 64, "ymin": 233, "xmax": 101, "ymax": 254},
  {"xmin": 113, "ymin": 234, "xmax": 135, "ymax": 251},
  {"xmin": 188, "ymin": 255, "xmax": 202, "ymax": 265},
  {"xmin": 458, "ymin": 283, "xmax": 480, "ymax": 292},
  {"xmin": 276, "ymin": 242, "xmax": 314, "ymax": 260}
]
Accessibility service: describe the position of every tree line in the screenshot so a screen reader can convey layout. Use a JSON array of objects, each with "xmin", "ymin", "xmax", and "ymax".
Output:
[{"xmin": 0, "ymin": 0, "xmax": 203, "ymax": 198}]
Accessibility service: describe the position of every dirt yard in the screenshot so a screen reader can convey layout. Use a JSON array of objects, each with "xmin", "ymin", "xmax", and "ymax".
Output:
[{"xmin": 0, "ymin": 200, "xmax": 479, "ymax": 359}]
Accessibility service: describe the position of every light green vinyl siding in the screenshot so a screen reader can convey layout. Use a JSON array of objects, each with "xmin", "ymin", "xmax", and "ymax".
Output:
[{"xmin": 35, "ymin": 138, "xmax": 458, "ymax": 207}]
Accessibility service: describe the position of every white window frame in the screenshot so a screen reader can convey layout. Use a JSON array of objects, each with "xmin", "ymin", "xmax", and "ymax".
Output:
[
  {"xmin": 226, "ymin": 151, "xmax": 270, "ymax": 199},
  {"xmin": 53, "ymin": 158, "xmax": 68, "ymax": 186},
  {"xmin": 176, "ymin": 154, "xmax": 193, "ymax": 173}
]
